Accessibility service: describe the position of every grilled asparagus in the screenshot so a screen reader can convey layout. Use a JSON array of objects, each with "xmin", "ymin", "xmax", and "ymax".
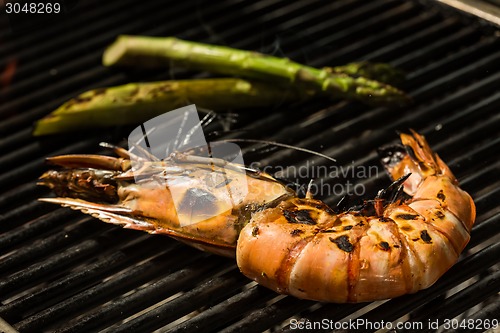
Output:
[
  {"xmin": 33, "ymin": 78, "xmax": 305, "ymax": 136},
  {"xmin": 103, "ymin": 35, "xmax": 409, "ymax": 107}
]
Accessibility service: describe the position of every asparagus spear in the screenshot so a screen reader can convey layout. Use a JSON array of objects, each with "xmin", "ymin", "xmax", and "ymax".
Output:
[
  {"xmin": 103, "ymin": 35, "xmax": 409, "ymax": 106},
  {"xmin": 33, "ymin": 78, "xmax": 306, "ymax": 136},
  {"xmin": 326, "ymin": 62, "xmax": 405, "ymax": 85}
]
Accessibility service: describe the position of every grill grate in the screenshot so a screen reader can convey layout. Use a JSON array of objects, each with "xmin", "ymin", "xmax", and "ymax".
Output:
[{"xmin": 0, "ymin": 0, "xmax": 499, "ymax": 332}]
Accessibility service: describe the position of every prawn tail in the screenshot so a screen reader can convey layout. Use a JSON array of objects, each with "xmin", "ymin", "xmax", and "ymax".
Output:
[{"xmin": 378, "ymin": 130, "xmax": 455, "ymax": 195}]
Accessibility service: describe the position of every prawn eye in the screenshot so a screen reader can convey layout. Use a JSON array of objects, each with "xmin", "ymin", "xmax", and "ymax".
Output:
[{"xmin": 177, "ymin": 188, "xmax": 219, "ymax": 217}]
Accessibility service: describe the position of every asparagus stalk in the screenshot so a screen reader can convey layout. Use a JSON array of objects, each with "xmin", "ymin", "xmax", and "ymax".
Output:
[
  {"xmin": 103, "ymin": 35, "xmax": 409, "ymax": 106},
  {"xmin": 326, "ymin": 62, "xmax": 405, "ymax": 85},
  {"xmin": 33, "ymin": 78, "xmax": 306, "ymax": 136}
]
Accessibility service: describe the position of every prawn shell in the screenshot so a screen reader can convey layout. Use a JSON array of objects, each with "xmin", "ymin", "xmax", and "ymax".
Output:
[
  {"xmin": 412, "ymin": 176, "xmax": 476, "ymax": 230},
  {"xmin": 237, "ymin": 132, "xmax": 476, "ymax": 303},
  {"xmin": 385, "ymin": 204, "xmax": 458, "ymax": 289},
  {"xmin": 408, "ymin": 200, "xmax": 470, "ymax": 255},
  {"xmin": 352, "ymin": 216, "xmax": 411, "ymax": 301},
  {"xmin": 238, "ymin": 200, "xmax": 419, "ymax": 303},
  {"xmin": 287, "ymin": 214, "xmax": 366, "ymax": 302}
]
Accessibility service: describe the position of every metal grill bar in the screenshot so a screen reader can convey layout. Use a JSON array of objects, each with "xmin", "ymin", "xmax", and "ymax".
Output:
[
  {"xmin": 0, "ymin": 0, "xmax": 498, "ymax": 331},
  {"xmin": 398, "ymin": 272, "xmax": 500, "ymax": 333},
  {"xmin": 107, "ymin": 268, "xmax": 247, "ymax": 333},
  {"xmin": 441, "ymin": 297, "xmax": 500, "ymax": 333},
  {"xmin": 54, "ymin": 262, "xmax": 219, "ymax": 333},
  {"xmin": 0, "ymin": 2, "xmax": 200, "ymax": 131},
  {"xmin": 13, "ymin": 243, "xmax": 200, "ymax": 332},
  {"xmin": 168, "ymin": 285, "xmax": 277, "ymax": 333}
]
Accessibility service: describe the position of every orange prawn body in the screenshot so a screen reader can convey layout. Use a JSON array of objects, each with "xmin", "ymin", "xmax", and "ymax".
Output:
[
  {"xmin": 38, "ymin": 131, "xmax": 475, "ymax": 302},
  {"xmin": 237, "ymin": 131, "xmax": 475, "ymax": 302}
]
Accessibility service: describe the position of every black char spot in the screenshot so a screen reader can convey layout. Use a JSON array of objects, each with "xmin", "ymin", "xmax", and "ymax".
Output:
[
  {"xmin": 343, "ymin": 225, "xmax": 353, "ymax": 230},
  {"xmin": 320, "ymin": 229, "xmax": 337, "ymax": 233},
  {"xmin": 437, "ymin": 190, "xmax": 446, "ymax": 201},
  {"xmin": 396, "ymin": 214, "xmax": 419, "ymax": 220},
  {"xmin": 283, "ymin": 210, "xmax": 296, "ymax": 223},
  {"xmin": 435, "ymin": 211, "xmax": 445, "ymax": 219},
  {"xmin": 252, "ymin": 226, "xmax": 259, "ymax": 237},
  {"xmin": 379, "ymin": 217, "xmax": 393, "ymax": 222},
  {"xmin": 283, "ymin": 209, "xmax": 316, "ymax": 225},
  {"xmin": 329, "ymin": 235, "xmax": 354, "ymax": 253},
  {"xmin": 378, "ymin": 241, "xmax": 390, "ymax": 251},
  {"xmin": 291, "ymin": 229, "xmax": 304, "ymax": 236},
  {"xmin": 420, "ymin": 230, "xmax": 432, "ymax": 243},
  {"xmin": 296, "ymin": 210, "xmax": 316, "ymax": 225}
]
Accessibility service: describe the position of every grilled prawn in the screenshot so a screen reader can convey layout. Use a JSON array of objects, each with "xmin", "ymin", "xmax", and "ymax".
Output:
[
  {"xmin": 38, "ymin": 131, "xmax": 475, "ymax": 302},
  {"xmin": 237, "ymin": 131, "xmax": 475, "ymax": 302},
  {"xmin": 38, "ymin": 148, "xmax": 294, "ymax": 257}
]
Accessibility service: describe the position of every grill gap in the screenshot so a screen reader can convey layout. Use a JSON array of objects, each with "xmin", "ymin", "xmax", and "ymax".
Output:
[{"xmin": 0, "ymin": 0, "xmax": 498, "ymax": 332}]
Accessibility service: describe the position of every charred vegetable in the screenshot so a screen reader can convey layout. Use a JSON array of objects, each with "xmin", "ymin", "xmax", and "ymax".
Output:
[
  {"xmin": 33, "ymin": 78, "xmax": 303, "ymax": 136},
  {"xmin": 103, "ymin": 35, "xmax": 409, "ymax": 106},
  {"xmin": 34, "ymin": 36, "xmax": 409, "ymax": 136}
]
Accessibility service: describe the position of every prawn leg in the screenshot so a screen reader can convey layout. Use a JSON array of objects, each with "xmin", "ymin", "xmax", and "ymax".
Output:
[{"xmin": 45, "ymin": 154, "xmax": 130, "ymax": 171}]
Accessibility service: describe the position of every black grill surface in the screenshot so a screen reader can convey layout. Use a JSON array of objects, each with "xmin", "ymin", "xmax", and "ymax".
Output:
[{"xmin": 1, "ymin": 1, "xmax": 499, "ymax": 332}]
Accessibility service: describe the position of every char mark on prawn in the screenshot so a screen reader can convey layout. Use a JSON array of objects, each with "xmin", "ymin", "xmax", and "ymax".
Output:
[
  {"xmin": 396, "ymin": 214, "xmax": 419, "ymax": 220},
  {"xmin": 378, "ymin": 241, "xmax": 390, "ymax": 251},
  {"xmin": 283, "ymin": 209, "xmax": 317, "ymax": 225},
  {"xmin": 329, "ymin": 235, "xmax": 355, "ymax": 253}
]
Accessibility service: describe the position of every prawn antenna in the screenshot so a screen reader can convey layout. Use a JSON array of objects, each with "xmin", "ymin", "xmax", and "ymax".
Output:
[
  {"xmin": 305, "ymin": 179, "xmax": 315, "ymax": 199},
  {"xmin": 215, "ymin": 138, "xmax": 337, "ymax": 163}
]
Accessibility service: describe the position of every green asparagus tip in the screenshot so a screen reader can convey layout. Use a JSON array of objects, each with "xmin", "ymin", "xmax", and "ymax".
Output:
[
  {"xmin": 361, "ymin": 88, "xmax": 412, "ymax": 107},
  {"xmin": 102, "ymin": 35, "xmax": 131, "ymax": 67},
  {"xmin": 325, "ymin": 62, "xmax": 406, "ymax": 85}
]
